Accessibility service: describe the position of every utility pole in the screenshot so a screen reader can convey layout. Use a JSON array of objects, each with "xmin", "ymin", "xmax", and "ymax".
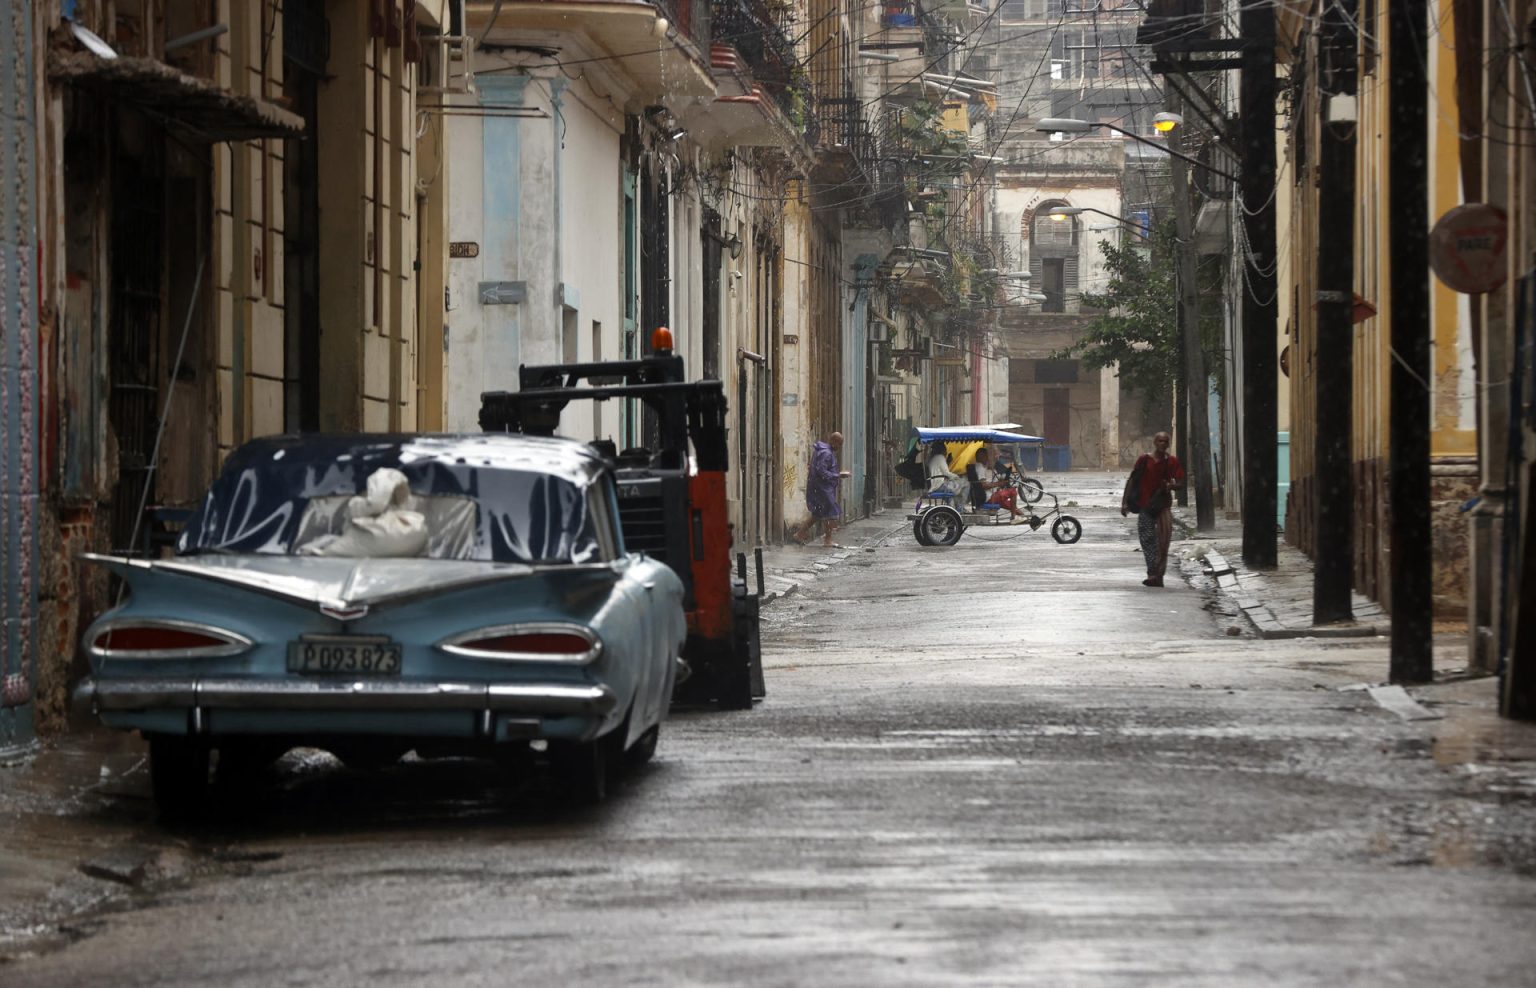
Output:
[
  {"xmin": 1239, "ymin": 0, "xmax": 1278, "ymax": 568},
  {"xmin": 1388, "ymin": 0, "xmax": 1433, "ymax": 680},
  {"xmin": 1168, "ymin": 92, "xmax": 1215, "ymax": 531},
  {"xmin": 1312, "ymin": 0, "xmax": 1358, "ymax": 623}
]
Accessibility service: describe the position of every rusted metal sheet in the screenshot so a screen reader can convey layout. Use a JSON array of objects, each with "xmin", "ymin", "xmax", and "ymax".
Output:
[
  {"xmin": 47, "ymin": 50, "xmax": 305, "ymax": 142},
  {"xmin": 1, "ymin": 0, "xmax": 40, "ymax": 752}
]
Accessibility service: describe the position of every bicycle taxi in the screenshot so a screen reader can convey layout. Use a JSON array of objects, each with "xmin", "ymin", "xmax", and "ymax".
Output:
[{"xmin": 900, "ymin": 426, "xmax": 1083, "ymax": 547}]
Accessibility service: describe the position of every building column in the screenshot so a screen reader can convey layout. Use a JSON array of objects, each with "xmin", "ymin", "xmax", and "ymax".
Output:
[
  {"xmin": 0, "ymin": 0, "xmax": 39, "ymax": 753},
  {"xmin": 315, "ymin": 2, "xmax": 372, "ymax": 432},
  {"xmin": 1100, "ymin": 363, "xmax": 1120, "ymax": 469}
]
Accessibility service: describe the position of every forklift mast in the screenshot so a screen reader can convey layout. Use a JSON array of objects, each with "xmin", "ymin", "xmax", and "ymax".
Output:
[{"xmin": 479, "ymin": 335, "xmax": 761, "ymax": 709}]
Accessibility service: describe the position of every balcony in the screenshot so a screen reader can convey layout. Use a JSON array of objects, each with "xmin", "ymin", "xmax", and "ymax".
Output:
[
  {"xmin": 466, "ymin": 0, "xmax": 714, "ymax": 102},
  {"xmin": 809, "ymin": 95, "xmax": 877, "ymax": 185},
  {"xmin": 890, "ymin": 259, "xmax": 948, "ymax": 307},
  {"xmin": 681, "ymin": 37, "xmax": 807, "ymax": 150},
  {"xmin": 685, "ymin": 0, "xmax": 809, "ymax": 150},
  {"xmin": 709, "ymin": 0, "xmax": 800, "ymax": 111},
  {"xmin": 684, "ymin": 78, "xmax": 805, "ymax": 150},
  {"xmin": 48, "ymin": 17, "xmax": 303, "ymax": 143}
]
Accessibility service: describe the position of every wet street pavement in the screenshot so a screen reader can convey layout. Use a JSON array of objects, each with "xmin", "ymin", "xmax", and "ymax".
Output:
[{"xmin": 4, "ymin": 474, "xmax": 1536, "ymax": 985}]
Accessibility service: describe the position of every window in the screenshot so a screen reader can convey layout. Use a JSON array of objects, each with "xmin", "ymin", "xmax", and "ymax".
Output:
[
  {"xmin": 1034, "ymin": 213, "xmax": 1078, "ymax": 247},
  {"xmin": 1028, "ymin": 201, "xmax": 1081, "ymax": 312},
  {"xmin": 1034, "ymin": 359, "xmax": 1079, "ymax": 384}
]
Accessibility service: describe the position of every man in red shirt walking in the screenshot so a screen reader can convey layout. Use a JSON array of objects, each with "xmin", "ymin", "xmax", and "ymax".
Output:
[{"xmin": 1120, "ymin": 431, "xmax": 1185, "ymax": 587}]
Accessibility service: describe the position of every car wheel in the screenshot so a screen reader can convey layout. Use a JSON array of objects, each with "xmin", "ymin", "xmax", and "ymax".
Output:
[
  {"xmin": 1052, "ymin": 515, "xmax": 1083, "ymax": 544},
  {"xmin": 1018, "ymin": 477, "xmax": 1045, "ymax": 505},
  {"xmin": 331, "ymin": 745, "xmax": 406, "ymax": 773},
  {"xmin": 918, "ymin": 506, "xmax": 964, "ymax": 547},
  {"xmin": 215, "ymin": 742, "xmax": 281, "ymax": 784},
  {"xmin": 149, "ymin": 734, "xmax": 211, "ymax": 820},
  {"xmin": 550, "ymin": 734, "xmax": 616, "ymax": 805},
  {"xmin": 625, "ymin": 725, "xmax": 660, "ymax": 770}
]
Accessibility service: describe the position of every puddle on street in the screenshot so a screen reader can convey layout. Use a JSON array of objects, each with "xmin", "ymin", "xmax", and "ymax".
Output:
[{"xmin": 1432, "ymin": 715, "xmax": 1536, "ymax": 767}]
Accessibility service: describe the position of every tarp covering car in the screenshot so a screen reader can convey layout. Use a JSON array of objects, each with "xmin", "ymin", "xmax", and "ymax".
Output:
[{"xmin": 176, "ymin": 434, "xmax": 608, "ymax": 565}]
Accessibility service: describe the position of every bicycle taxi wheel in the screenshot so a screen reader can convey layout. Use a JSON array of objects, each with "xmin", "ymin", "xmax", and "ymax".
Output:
[{"xmin": 917, "ymin": 505, "xmax": 964, "ymax": 546}]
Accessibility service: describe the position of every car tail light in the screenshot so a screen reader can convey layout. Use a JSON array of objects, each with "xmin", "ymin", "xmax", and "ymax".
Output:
[
  {"xmin": 438, "ymin": 625, "xmax": 601, "ymax": 663},
  {"xmin": 89, "ymin": 621, "xmax": 252, "ymax": 659}
]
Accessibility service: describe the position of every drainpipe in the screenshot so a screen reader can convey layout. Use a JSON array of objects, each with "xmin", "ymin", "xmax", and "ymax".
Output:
[{"xmin": 550, "ymin": 77, "xmax": 566, "ymax": 306}]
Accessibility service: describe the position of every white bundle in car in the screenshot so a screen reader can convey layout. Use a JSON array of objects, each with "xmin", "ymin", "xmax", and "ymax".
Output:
[{"xmin": 302, "ymin": 467, "xmax": 428, "ymax": 557}]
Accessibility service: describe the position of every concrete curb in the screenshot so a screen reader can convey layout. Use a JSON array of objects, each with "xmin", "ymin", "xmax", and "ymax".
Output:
[
  {"xmin": 759, "ymin": 517, "xmax": 907, "ymax": 609},
  {"xmin": 1203, "ymin": 549, "xmax": 1389, "ymax": 640}
]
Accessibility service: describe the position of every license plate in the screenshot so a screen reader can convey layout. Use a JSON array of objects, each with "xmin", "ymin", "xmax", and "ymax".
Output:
[{"xmin": 287, "ymin": 636, "xmax": 402, "ymax": 675}]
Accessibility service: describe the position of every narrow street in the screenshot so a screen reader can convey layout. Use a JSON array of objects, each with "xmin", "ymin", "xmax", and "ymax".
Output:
[{"xmin": 5, "ymin": 478, "xmax": 1536, "ymax": 986}]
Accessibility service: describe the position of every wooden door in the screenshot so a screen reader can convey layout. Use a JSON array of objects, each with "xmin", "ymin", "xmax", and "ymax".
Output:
[{"xmin": 1044, "ymin": 388, "xmax": 1070, "ymax": 445}]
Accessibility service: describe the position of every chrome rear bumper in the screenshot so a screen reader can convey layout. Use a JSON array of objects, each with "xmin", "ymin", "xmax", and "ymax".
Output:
[{"xmin": 74, "ymin": 677, "xmax": 617, "ymax": 717}]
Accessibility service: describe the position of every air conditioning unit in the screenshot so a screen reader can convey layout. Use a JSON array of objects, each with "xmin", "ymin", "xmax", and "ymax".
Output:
[{"xmin": 421, "ymin": 34, "xmax": 476, "ymax": 96}]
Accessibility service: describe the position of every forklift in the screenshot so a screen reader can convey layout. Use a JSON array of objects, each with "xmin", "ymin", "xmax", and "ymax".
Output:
[{"xmin": 478, "ymin": 328, "xmax": 765, "ymax": 710}]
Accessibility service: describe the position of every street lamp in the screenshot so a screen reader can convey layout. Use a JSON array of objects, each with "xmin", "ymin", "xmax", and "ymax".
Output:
[
  {"xmin": 1038, "ymin": 114, "xmax": 1219, "ymax": 528},
  {"xmin": 1042, "ymin": 205, "xmax": 1148, "ymax": 237},
  {"xmin": 1034, "ymin": 117, "xmax": 1236, "ymax": 182}
]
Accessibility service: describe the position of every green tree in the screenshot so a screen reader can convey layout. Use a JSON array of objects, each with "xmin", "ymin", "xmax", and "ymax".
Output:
[{"xmin": 1056, "ymin": 229, "xmax": 1181, "ymax": 402}]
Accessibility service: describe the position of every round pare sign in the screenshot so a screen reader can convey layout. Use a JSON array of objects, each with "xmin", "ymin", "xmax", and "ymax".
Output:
[{"xmin": 1430, "ymin": 203, "xmax": 1509, "ymax": 294}]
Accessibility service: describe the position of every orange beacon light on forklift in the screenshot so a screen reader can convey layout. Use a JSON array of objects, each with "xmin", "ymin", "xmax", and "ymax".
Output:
[{"xmin": 651, "ymin": 326, "xmax": 674, "ymax": 352}]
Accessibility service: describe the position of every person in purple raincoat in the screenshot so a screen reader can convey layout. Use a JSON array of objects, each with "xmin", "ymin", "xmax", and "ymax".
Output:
[{"xmin": 791, "ymin": 432, "xmax": 850, "ymax": 546}]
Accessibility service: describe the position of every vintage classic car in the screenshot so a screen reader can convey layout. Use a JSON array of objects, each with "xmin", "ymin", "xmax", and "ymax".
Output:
[{"xmin": 74, "ymin": 433, "xmax": 687, "ymax": 814}]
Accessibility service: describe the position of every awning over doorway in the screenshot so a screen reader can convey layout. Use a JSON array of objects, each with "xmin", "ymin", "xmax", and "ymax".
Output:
[{"xmin": 48, "ymin": 51, "xmax": 305, "ymax": 142}]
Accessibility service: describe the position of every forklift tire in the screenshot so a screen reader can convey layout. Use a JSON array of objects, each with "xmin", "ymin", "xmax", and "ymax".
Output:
[{"xmin": 718, "ymin": 655, "xmax": 754, "ymax": 711}]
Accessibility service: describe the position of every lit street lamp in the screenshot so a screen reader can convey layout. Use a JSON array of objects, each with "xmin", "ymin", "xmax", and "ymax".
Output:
[
  {"xmin": 1037, "ymin": 115, "xmax": 1217, "ymax": 529},
  {"xmin": 1034, "ymin": 116, "xmax": 1236, "ymax": 182},
  {"xmin": 1042, "ymin": 205, "xmax": 1149, "ymax": 238}
]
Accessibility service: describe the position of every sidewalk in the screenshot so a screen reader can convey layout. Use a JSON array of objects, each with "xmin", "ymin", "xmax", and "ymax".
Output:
[
  {"xmin": 1170, "ymin": 507, "xmax": 1389, "ymax": 639},
  {"xmin": 755, "ymin": 512, "xmax": 909, "ymax": 604}
]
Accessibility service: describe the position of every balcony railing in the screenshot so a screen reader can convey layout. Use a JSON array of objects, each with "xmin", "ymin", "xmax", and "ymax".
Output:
[
  {"xmin": 711, "ymin": 0, "xmax": 798, "ymax": 108},
  {"xmin": 810, "ymin": 96, "xmax": 876, "ymax": 166}
]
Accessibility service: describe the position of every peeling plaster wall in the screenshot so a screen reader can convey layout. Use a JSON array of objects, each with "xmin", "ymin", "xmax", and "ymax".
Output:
[
  {"xmin": 441, "ymin": 68, "xmax": 626, "ymax": 441},
  {"xmin": 1286, "ymin": 0, "xmax": 1475, "ymax": 617}
]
